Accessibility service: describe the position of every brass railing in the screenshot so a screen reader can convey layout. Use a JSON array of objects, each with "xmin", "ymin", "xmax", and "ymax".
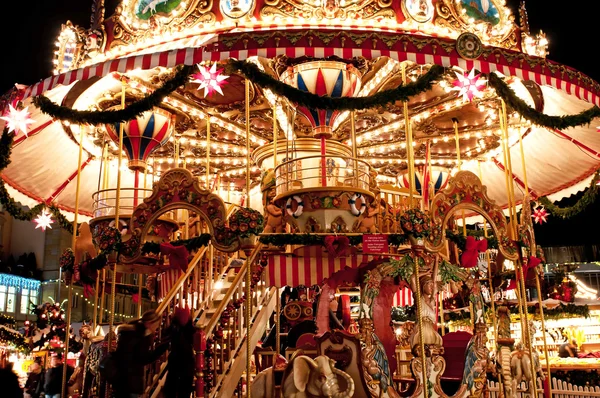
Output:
[
  {"xmin": 199, "ymin": 243, "xmax": 279, "ymax": 398},
  {"xmin": 274, "ymin": 155, "xmax": 374, "ymax": 197},
  {"xmin": 92, "ymin": 187, "xmax": 154, "ymax": 218}
]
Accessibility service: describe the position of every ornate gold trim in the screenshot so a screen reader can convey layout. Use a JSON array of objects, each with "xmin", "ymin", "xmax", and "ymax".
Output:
[
  {"xmin": 253, "ymin": 138, "xmax": 353, "ymax": 166},
  {"xmin": 428, "ymin": 170, "xmax": 518, "ymax": 260}
]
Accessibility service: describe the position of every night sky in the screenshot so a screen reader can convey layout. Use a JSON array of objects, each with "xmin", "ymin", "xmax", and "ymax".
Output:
[{"xmin": 0, "ymin": 1, "xmax": 598, "ymax": 247}]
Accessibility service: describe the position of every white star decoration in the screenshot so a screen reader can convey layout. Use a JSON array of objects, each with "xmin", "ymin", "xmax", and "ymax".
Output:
[
  {"xmin": 0, "ymin": 104, "xmax": 35, "ymax": 135},
  {"xmin": 451, "ymin": 69, "xmax": 487, "ymax": 102},
  {"xmin": 191, "ymin": 62, "xmax": 229, "ymax": 97},
  {"xmin": 34, "ymin": 211, "xmax": 54, "ymax": 231},
  {"xmin": 532, "ymin": 206, "xmax": 549, "ymax": 224}
]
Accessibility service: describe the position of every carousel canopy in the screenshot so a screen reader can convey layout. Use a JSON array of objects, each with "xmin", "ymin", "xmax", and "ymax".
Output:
[{"xmin": 1, "ymin": 0, "xmax": 599, "ymax": 219}]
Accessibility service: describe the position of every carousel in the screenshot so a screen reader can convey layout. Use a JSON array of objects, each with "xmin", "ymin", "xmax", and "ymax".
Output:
[{"xmin": 1, "ymin": 0, "xmax": 600, "ymax": 397}]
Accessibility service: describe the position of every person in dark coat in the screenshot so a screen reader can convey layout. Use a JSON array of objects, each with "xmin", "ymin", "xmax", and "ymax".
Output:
[
  {"xmin": 43, "ymin": 353, "xmax": 74, "ymax": 398},
  {"xmin": 0, "ymin": 362, "xmax": 23, "ymax": 398},
  {"xmin": 113, "ymin": 310, "xmax": 169, "ymax": 398},
  {"xmin": 24, "ymin": 357, "xmax": 43, "ymax": 398},
  {"xmin": 163, "ymin": 307, "xmax": 195, "ymax": 398}
]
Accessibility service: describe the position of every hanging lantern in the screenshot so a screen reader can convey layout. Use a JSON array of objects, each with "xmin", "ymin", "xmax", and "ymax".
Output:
[
  {"xmin": 105, "ymin": 108, "xmax": 174, "ymax": 171},
  {"xmin": 280, "ymin": 61, "xmax": 361, "ymax": 138},
  {"xmin": 398, "ymin": 166, "xmax": 451, "ymax": 195}
]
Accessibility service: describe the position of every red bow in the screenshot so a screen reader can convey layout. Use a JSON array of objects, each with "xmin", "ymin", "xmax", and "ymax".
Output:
[
  {"xmin": 323, "ymin": 236, "xmax": 350, "ymax": 258},
  {"xmin": 132, "ymin": 293, "xmax": 139, "ymax": 304},
  {"xmin": 160, "ymin": 243, "xmax": 190, "ymax": 271},
  {"xmin": 460, "ymin": 236, "xmax": 488, "ymax": 268},
  {"xmin": 83, "ymin": 284, "xmax": 94, "ymax": 299},
  {"xmin": 506, "ymin": 256, "xmax": 542, "ymax": 290},
  {"xmin": 519, "ymin": 256, "xmax": 542, "ymax": 281}
]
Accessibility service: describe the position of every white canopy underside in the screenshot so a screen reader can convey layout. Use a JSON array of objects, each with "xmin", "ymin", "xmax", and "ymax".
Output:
[{"xmin": 2, "ymin": 70, "xmax": 599, "ymax": 218}]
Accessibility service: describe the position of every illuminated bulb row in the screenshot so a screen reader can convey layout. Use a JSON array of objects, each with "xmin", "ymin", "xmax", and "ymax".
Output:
[
  {"xmin": 52, "ymin": 26, "xmax": 79, "ymax": 74},
  {"xmin": 153, "ymin": 156, "xmax": 248, "ymax": 166},
  {"xmin": 127, "ymin": 76, "xmax": 267, "ymax": 145},
  {"xmin": 375, "ymin": 175, "xmax": 397, "ymax": 184},
  {"xmin": 81, "ymin": 5, "xmax": 517, "ymax": 69},
  {"xmin": 219, "ymin": 166, "xmax": 260, "ymax": 177},
  {"xmin": 357, "ymin": 127, "xmax": 498, "ymax": 153},
  {"xmin": 364, "ymin": 157, "xmax": 463, "ymax": 166},
  {"xmin": 354, "ymin": 96, "xmax": 469, "ymax": 141},
  {"xmin": 175, "ymin": 139, "xmax": 247, "ymax": 153},
  {"xmin": 248, "ymin": 58, "xmax": 295, "ymax": 139},
  {"xmin": 73, "ymin": 291, "xmax": 133, "ymax": 319}
]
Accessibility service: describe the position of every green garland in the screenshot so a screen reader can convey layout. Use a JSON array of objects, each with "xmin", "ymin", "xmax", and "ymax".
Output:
[
  {"xmin": 0, "ymin": 130, "xmax": 73, "ymax": 233},
  {"xmin": 228, "ymin": 60, "xmax": 446, "ymax": 110},
  {"xmin": 538, "ymin": 169, "xmax": 600, "ymax": 219},
  {"xmin": 388, "ymin": 254, "xmax": 418, "ymax": 282},
  {"xmin": 31, "ymin": 59, "xmax": 600, "ymax": 132},
  {"xmin": 141, "ymin": 233, "xmax": 212, "ymax": 254},
  {"xmin": 488, "ymin": 72, "xmax": 600, "ymax": 130},
  {"xmin": 445, "ymin": 230, "xmax": 499, "ymax": 250},
  {"xmin": 439, "ymin": 259, "xmax": 465, "ymax": 284},
  {"xmin": 442, "ymin": 303, "xmax": 590, "ymax": 326},
  {"xmin": 524, "ymin": 302, "xmax": 590, "ymax": 320},
  {"xmin": 259, "ymin": 233, "xmax": 408, "ymax": 247},
  {"xmin": 33, "ymin": 64, "xmax": 195, "ymax": 125},
  {"xmin": 0, "ymin": 325, "xmax": 30, "ymax": 353}
]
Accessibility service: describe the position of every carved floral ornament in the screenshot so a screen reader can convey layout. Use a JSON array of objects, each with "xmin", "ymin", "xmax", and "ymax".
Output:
[
  {"xmin": 428, "ymin": 170, "xmax": 518, "ymax": 260},
  {"xmin": 76, "ymin": 0, "xmax": 524, "ymax": 54},
  {"xmin": 121, "ymin": 168, "xmax": 241, "ymax": 264}
]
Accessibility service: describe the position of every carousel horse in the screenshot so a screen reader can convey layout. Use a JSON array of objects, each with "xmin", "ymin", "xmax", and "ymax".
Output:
[
  {"xmin": 510, "ymin": 342, "xmax": 544, "ymax": 394},
  {"xmin": 360, "ymin": 319, "xmax": 400, "ymax": 398},
  {"xmin": 460, "ymin": 322, "xmax": 490, "ymax": 398}
]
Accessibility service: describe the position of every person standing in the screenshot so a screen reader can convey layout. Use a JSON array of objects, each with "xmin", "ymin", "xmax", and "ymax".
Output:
[
  {"xmin": 44, "ymin": 353, "xmax": 74, "ymax": 398},
  {"xmin": 163, "ymin": 307, "xmax": 195, "ymax": 398},
  {"xmin": 24, "ymin": 357, "xmax": 43, "ymax": 398},
  {"xmin": 112, "ymin": 310, "xmax": 169, "ymax": 398}
]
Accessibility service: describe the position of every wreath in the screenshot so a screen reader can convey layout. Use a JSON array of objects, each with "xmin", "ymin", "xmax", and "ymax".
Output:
[
  {"xmin": 228, "ymin": 207, "xmax": 265, "ymax": 238},
  {"xmin": 400, "ymin": 208, "xmax": 431, "ymax": 238},
  {"xmin": 59, "ymin": 248, "xmax": 75, "ymax": 274},
  {"xmin": 96, "ymin": 226, "xmax": 122, "ymax": 255}
]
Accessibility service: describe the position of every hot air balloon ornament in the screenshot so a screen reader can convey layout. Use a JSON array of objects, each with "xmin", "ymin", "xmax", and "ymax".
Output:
[
  {"xmin": 105, "ymin": 107, "xmax": 174, "ymax": 171},
  {"xmin": 280, "ymin": 61, "xmax": 361, "ymax": 139},
  {"xmin": 398, "ymin": 166, "xmax": 451, "ymax": 202}
]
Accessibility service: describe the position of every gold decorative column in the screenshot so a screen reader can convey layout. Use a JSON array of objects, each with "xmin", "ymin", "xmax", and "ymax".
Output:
[
  {"xmin": 61, "ymin": 125, "xmax": 86, "ymax": 397},
  {"xmin": 245, "ymin": 78, "xmax": 252, "ymax": 398}
]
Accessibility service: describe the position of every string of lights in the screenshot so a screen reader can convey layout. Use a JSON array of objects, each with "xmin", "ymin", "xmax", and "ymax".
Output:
[{"xmin": 41, "ymin": 280, "xmax": 135, "ymax": 320}]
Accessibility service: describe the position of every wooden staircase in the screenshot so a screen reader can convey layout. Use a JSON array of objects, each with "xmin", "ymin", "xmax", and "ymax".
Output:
[{"xmin": 144, "ymin": 243, "xmax": 277, "ymax": 398}]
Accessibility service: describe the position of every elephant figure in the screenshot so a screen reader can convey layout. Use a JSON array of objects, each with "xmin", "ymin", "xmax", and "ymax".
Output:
[
  {"xmin": 510, "ymin": 342, "xmax": 544, "ymax": 392},
  {"xmin": 251, "ymin": 355, "xmax": 355, "ymax": 398}
]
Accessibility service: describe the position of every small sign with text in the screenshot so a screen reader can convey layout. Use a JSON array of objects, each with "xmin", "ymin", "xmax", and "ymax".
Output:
[{"xmin": 362, "ymin": 234, "xmax": 389, "ymax": 254}]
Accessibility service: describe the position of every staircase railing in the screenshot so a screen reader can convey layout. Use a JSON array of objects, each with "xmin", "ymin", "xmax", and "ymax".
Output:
[
  {"xmin": 143, "ymin": 246, "xmax": 208, "ymax": 397},
  {"xmin": 198, "ymin": 243, "xmax": 278, "ymax": 398},
  {"xmin": 145, "ymin": 240, "xmax": 244, "ymax": 398},
  {"xmin": 144, "ymin": 238, "xmax": 274, "ymax": 398}
]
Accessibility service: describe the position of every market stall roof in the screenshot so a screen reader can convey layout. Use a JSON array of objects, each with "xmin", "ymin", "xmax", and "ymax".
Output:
[{"xmin": 1, "ymin": 0, "xmax": 599, "ymax": 219}]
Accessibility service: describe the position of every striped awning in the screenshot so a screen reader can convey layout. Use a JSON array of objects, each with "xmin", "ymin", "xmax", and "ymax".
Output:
[{"xmin": 266, "ymin": 248, "xmax": 376, "ymax": 288}]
